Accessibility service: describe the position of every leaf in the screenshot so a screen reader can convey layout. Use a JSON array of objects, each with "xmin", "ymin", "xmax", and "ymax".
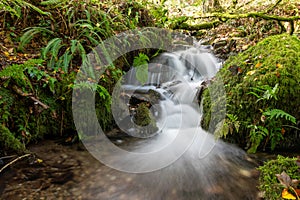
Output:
[
  {"xmin": 276, "ymin": 171, "xmax": 292, "ymax": 188},
  {"xmin": 4, "ymin": 51, "xmax": 10, "ymax": 57},
  {"xmin": 246, "ymin": 70, "xmax": 256, "ymax": 76},
  {"xmin": 295, "ymin": 189, "xmax": 300, "ymax": 196},
  {"xmin": 276, "ymin": 63, "xmax": 283, "ymax": 68},
  {"xmin": 135, "ymin": 64, "xmax": 148, "ymax": 85},
  {"xmin": 263, "ymin": 109, "xmax": 296, "ymax": 124},
  {"xmin": 255, "ymin": 62, "xmax": 262, "ymax": 68},
  {"xmin": 281, "ymin": 188, "xmax": 296, "ymax": 199}
]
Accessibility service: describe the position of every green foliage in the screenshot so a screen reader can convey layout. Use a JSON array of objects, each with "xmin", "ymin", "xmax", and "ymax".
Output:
[
  {"xmin": 264, "ymin": 109, "xmax": 296, "ymax": 124},
  {"xmin": 246, "ymin": 83, "xmax": 297, "ymax": 153},
  {"xmin": 202, "ymin": 34, "xmax": 300, "ymax": 151},
  {"xmin": 146, "ymin": 0, "xmax": 169, "ymax": 27},
  {"xmin": 0, "ymin": 88, "xmax": 15, "ymax": 125},
  {"xmin": 133, "ymin": 53, "xmax": 149, "ymax": 85},
  {"xmin": 0, "ymin": 59, "xmax": 42, "ymax": 90},
  {"xmin": 0, "ymin": 124, "xmax": 26, "ymax": 153},
  {"xmin": 248, "ymin": 83, "xmax": 279, "ymax": 102},
  {"xmin": 0, "ymin": 0, "xmax": 49, "ymax": 18},
  {"xmin": 18, "ymin": 0, "xmax": 124, "ymax": 71},
  {"xmin": 16, "ymin": 0, "xmax": 158, "ymax": 73},
  {"xmin": 258, "ymin": 155, "xmax": 300, "ymax": 200},
  {"xmin": 0, "ymin": 60, "xmax": 62, "ymax": 152},
  {"xmin": 214, "ymin": 113, "xmax": 240, "ymax": 139},
  {"xmin": 0, "ymin": 59, "xmax": 56, "ymax": 93}
]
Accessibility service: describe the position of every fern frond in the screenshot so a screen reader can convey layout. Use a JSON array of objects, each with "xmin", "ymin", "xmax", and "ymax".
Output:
[
  {"xmin": 19, "ymin": 27, "xmax": 54, "ymax": 50},
  {"xmin": 42, "ymin": 38, "xmax": 63, "ymax": 59},
  {"xmin": 21, "ymin": 0, "xmax": 50, "ymax": 15},
  {"xmin": 40, "ymin": 0, "xmax": 67, "ymax": 7},
  {"xmin": 264, "ymin": 109, "xmax": 296, "ymax": 124}
]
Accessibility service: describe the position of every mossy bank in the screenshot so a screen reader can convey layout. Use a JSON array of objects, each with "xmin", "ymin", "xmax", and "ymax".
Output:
[{"xmin": 201, "ymin": 34, "xmax": 300, "ymax": 153}]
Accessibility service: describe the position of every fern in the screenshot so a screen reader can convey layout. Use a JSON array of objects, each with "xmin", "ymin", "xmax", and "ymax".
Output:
[
  {"xmin": 40, "ymin": 0, "xmax": 65, "ymax": 6},
  {"xmin": 0, "ymin": 59, "xmax": 45, "ymax": 90},
  {"xmin": 263, "ymin": 109, "xmax": 296, "ymax": 124},
  {"xmin": 1, "ymin": 0, "xmax": 50, "ymax": 18},
  {"xmin": 19, "ymin": 27, "xmax": 54, "ymax": 50},
  {"xmin": 42, "ymin": 38, "xmax": 64, "ymax": 59},
  {"xmin": 0, "ymin": 64, "xmax": 31, "ymax": 89},
  {"xmin": 248, "ymin": 83, "xmax": 279, "ymax": 102}
]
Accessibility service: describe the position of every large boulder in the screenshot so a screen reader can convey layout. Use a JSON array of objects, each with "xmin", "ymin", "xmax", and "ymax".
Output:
[{"xmin": 201, "ymin": 34, "xmax": 300, "ymax": 152}]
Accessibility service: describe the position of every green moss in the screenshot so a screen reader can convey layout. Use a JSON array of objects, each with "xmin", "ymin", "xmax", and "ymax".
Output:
[
  {"xmin": 133, "ymin": 102, "xmax": 158, "ymax": 137},
  {"xmin": 134, "ymin": 102, "xmax": 152, "ymax": 127},
  {"xmin": 202, "ymin": 34, "xmax": 300, "ymax": 150},
  {"xmin": 0, "ymin": 124, "xmax": 26, "ymax": 154},
  {"xmin": 258, "ymin": 155, "xmax": 300, "ymax": 200}
]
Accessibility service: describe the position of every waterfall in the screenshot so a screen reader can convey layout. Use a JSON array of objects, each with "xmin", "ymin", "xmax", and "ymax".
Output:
[{"xmin": 85, "ymin": 46, "xmax": 259, "ymax": 199}]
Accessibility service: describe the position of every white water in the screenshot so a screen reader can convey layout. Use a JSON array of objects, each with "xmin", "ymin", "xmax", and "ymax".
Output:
[{"xmin": 89, "ymin": 47, "xmax": 259, "ymax": 199}]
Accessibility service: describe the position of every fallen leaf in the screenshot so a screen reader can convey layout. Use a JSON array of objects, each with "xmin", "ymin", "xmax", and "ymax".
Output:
[
  {"xmin": 295, "ymin": 188, "xmax": 300, "ymax": 196},
  {"xmin": 276, "ymin": 71, "xmax": 280, "ymax": 78},
  {"xmin": 291, "ymin": 179, "xmax": 300, "ymax": 188},
  {"xmin": 276, "ymin": 63, "xmax": 283, "ymax": 68},
  {"xmin": 4, "ymin": 51, "xmax": 9, "ymax": 57},
  {"xmin": 8, "ymin": 48, "xmax": 14, "ymax": 53},
  {"xmin": 242, "ymin": 45, "xmax": 249, "ymax": 50},
  {"xmin": 255, "ymin": 62, "xmax": 262, "ymax": 68},
  {"xmin": 282, "ymin": 188, "xmax": 296, "ymax": 199},
  {"xmin": 281, "ymin": 128, "xmax": 285, "ymax": 135},
  {"xmin": 276, "ymin": 171, "xmax": 292, "ymax": 188},
  {"xmin": 246, "ymin": 70, "xmax": 256, "ymax": 76}
]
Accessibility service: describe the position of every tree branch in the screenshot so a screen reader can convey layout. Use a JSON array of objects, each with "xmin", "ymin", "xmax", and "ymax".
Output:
[
  {"xmin": 173, "ymin": 12, "xmax": 299, "ymax": 34},
  {"xmin": 0, "ymin": 154, "xmax": 31, "ymax": 173},
  {"xmin": 196, "ymin": 12, "xmax": 300, "ymax": 22},
  {"xmin": 12, "ymin": 85, "xmax": 49, "ymax": 109}
]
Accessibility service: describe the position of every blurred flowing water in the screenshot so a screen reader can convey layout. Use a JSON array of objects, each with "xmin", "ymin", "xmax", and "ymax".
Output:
[{"xmin": 86, "ymin": 47, "xmax": 259, "ymax": 199}]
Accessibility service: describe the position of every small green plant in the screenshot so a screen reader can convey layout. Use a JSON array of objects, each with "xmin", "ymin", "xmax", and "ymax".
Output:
[
  {"xmin": 247, "ymin": 84, "xmax": 297, "ymax": 153},
  {"xmin": 214, "ymin": 113, "xmax": 240, "ymax": 139},
  {"xmin": 133, "ymin": 53, "xmax": 149, "ymax": 85},
  {"xmin": 247, "ymin": 108, "xmax": 297, "ymax": 153},
  {"xmin": 248, "ymin": 83, "xmax": 279, "ymax": 102},
  {"xmin": 258, "ymin": 155, "xmax": 300, "ymax": 200}
]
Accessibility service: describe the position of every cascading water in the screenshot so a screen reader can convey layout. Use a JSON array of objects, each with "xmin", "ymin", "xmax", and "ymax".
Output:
[
  {"xmin": 101, "ymin": 47, "xmax": 259, "ymax": 199},
  {"xmin": 78, "ymin": 45, "xmax": 259, "ymax": 199}
]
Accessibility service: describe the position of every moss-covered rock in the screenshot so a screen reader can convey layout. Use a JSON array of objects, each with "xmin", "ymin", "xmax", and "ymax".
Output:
[
  {"xmin": 133, "ymin": 102, "xmax": 158, "ymax": 137},
  {"xmin": 0, "ymin": 124, "xmax": 26, "ymax": 154},
  {"xmin": 257, "ymin": 155, "xmax": 300, "ymax": 200},
  {"xmin": 202, "ymin": 34, "xmax": 300, "ymax": 152},
  {"xmin": 0, "ymin": 60, "xmax": 121, "ymax": 153}
]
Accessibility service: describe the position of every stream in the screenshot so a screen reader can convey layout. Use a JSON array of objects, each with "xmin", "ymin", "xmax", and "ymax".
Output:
[
  {"xmin": 76, "ymin": 46, "xmax": 259, "ymax": 199},
  {"xmin": 0, "ymin": 46, "xmax": 260, "ymax": 199}
]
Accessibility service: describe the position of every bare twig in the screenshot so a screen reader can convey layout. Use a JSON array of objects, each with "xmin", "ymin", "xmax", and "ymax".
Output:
[
  {"xmin": 0, "ymin": 154, "xmax": 31, "ymax": 173},
  {"xmin": 266, "ymin": 0, "xmax": 283, "ymax": 13},
  {"xmin": 0, "ymin": 155, "xmax": 17, "ymax": 160},
  {"xmin": 12, "ymin": 85, "xmax": 49, "ymax": 109},
  {"xmin": 29, "ymin": 96, "xmax": 49, "ymax": 109}
]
